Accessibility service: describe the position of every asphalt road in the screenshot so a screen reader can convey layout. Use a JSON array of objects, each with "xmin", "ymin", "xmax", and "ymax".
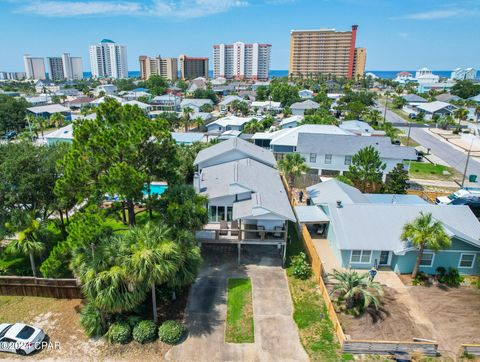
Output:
[{"xmin": 380, "ymin": 106, "xmax": 480, "ymax": 178}]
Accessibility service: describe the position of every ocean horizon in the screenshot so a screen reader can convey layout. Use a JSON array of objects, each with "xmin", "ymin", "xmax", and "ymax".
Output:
[{"xmin": 81, "ymin": 69, "xmax": 476, "ymax": 80}]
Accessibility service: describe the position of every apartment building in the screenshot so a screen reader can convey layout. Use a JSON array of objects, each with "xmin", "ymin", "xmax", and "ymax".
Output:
[
  {"xmin": 179, "ymin": 55, "xmax": 209, "ymax": 80},
  {"xmin": 89, "ymin": 39, "xmax": 128, "ymax": 79},
  {"xmin": 213, "ymin": 42, "xmax": 271, "ymax": 80},
  {"xmin": 139, "ymin": 55, "xmax": 178, "ymax": 81},
  {"xmin": 23, "ymin": 55, "xmax": 46, "ymax": 80},
  {"xmin": 289, "ymin": 25, "xmax": 366, "ymax": 78},
  {"xmin": 47, "ymin": 54, "xmax": 83, "ymax": 81},
  {"xmin": 0, "ymin": 72, "xmax": 26, "ymax": 80}
]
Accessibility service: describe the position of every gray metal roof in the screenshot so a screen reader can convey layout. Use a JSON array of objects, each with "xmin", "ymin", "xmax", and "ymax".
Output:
[
  {"xmin": 199, "ymin": 158, "xmax": 295, "ymax": 221},
  {"xmin": 364, "ymin": 194, "xmax": 428, "ymax": 205},
  {"xmin": 295, "ymin": 206, "xmax": 329, "ymax": 223},
  {"xmin": 296, "ymin": 133, "xmax": 417, "ymax": 160},
  {"xmin": 402, "ymin": 94, "xmax": 427, "ymax": 103},
  {"xmin": 307, "ymin": 179, "xmax": 369, "ymax": 205},
  {"xmin": 193, "ymin": 137, "xmax": 277, "ymax": 168},
  {"xmin": 328, "ymin": 203, "xmax": 480, "ymax": 252},
  {"xmin": 290, "ymin": 99, "xmax": 320, "ymax": 110}
]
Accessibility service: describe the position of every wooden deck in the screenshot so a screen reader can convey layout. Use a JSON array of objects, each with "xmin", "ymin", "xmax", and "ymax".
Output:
[{"xmin": 196, "ymin": 223, "xmax": 288, "ymax": 245}]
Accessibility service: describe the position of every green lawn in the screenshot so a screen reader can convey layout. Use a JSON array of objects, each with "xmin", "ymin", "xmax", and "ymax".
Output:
[
  {"xmin": 286, "ymin": 222, "xmax": 344, "ymax": 362},
  {"xmin": 225, "ymin": 278, "xmax": 254, "ymax": 343},
  {"xmin": 409, "ymin": 161, "xmax": 457, "ymax": 180}
]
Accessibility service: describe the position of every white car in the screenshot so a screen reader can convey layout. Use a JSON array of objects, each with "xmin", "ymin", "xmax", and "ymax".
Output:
[
  {"xmin": 0, "ymin": 323, "xmax": 46, "ymax": 356},
  {"xmin": 436, "ymin": 188, "xmax": 480, "ymax": 205}
]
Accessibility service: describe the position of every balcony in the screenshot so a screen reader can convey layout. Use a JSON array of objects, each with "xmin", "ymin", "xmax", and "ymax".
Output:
[{"xmin": 196, "ymin": 222, "xmax": 288, "ymax": 245}]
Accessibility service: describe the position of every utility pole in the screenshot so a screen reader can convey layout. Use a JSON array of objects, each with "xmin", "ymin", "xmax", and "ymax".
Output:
[
  {"xmin": 406, "ymin": 121, "xmax": 412, "ymax": 147},
  {"xmin": 462, "ymin": 138, "xmax": 475, "ymax": 187},
  {"xmin": 383, "ymin": 94, "xmax": 388, "ymax": 124}
]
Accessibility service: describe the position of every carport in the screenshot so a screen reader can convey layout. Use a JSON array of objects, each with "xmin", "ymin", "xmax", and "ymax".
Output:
[{"xmin": 294, "ymin": 205, "xmax": 330, "ymax": 236}]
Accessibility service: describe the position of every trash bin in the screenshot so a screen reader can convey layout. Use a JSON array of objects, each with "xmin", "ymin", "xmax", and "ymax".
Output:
[{"xmin": 469, "ymin": 174, "xmax": 477, "ymax": 183}]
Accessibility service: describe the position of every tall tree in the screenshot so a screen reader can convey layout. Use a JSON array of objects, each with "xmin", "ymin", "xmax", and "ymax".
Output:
[
  {"xmin": 401, "ymin": 212, "xmax": 451, "ymax": 278},
  {"xmin": 0, "ymin": 94, "xmax": 28, "ymax": 133},
  {"xmin": 347, "ymin": 146, "xmax": 386, "ymax": 193},
  {"xmin": 385, "ymin": 163, "xmax": 409, "ymax": 194},
  {"xmin": 278, "ymin": 153, "xmax": 308, "ymax": 188},
  {"xmin": 182, "ymin": 106, "xmax": 194, "ymax": 132},
  {"xmin": 56, "ymin": 99, "xmax": 178, "ymax": 226}
]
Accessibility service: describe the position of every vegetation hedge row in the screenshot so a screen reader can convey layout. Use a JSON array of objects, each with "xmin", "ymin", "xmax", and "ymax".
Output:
[{"xmin": 158, "ymin": 320, "xmax": 184, "ymax": 345}]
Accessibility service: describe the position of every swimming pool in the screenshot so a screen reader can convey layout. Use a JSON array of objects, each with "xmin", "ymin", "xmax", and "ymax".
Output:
[{"xmin": 143, "ymin": 183, "xmax": 168, "ymax": 196}]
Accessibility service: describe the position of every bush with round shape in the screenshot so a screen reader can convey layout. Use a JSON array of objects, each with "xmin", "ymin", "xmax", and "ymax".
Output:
[
  {"xmin": 133, "ymin": 320, "xmax": 158, "ymax": 344},
  {"xmin": 158, "ymin": 320, "xmax": 184, "ymax": 345},
  {"xmin": 106, "ymin": 321, "xmax": 132, "ymax": 344}
]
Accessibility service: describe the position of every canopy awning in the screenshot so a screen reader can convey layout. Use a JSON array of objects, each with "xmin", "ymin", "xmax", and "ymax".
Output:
[{"xmin": 295, "ymin": 206, "xmax": 329, "ymax": 223}]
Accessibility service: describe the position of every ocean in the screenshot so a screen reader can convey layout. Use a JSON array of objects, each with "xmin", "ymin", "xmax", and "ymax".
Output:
[{"xmin": 82, "ymin": 70, "xmax": 466, "ymax": 80}]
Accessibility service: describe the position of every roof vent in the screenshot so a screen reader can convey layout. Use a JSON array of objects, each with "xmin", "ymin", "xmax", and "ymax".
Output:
[{"xmin": 336, "ymin": 200, "xmax": 343, "ymax": 208}]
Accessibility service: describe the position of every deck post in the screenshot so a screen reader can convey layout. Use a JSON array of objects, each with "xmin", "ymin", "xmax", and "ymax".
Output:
[
  {"xmin": 282, "ymin": 243, "xmax": 287, "ymax": 268},
  {"xmin": 237, "ymin": 243, "xmax": 241, "ymax": 265}
]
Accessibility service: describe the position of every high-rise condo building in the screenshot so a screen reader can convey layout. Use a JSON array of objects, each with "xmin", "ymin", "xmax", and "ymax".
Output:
[
  {"xmin": 139, "ymin": 55, "xmax": 178, "ymax": 81},
  {"xmin": 89, "ymin": 39, "xmax": 128, "ymax": 79},
  {"xmin": 289, "ymin": 25, "xmax": 366, "ymax": 78},
  {"xmin": 213, "ymin": 42, "xmax": 271, "ymax": 80},
  {"xmin": 23, "ymin": 55, "xmax": 46, "ymax": 80},
  {"xmin": 47, "ymin": 53, "xmax": 84, "ymax": 81},
  {"xmin": 179, "ymin": 55, "xmax": 209, "ymax": 80}
]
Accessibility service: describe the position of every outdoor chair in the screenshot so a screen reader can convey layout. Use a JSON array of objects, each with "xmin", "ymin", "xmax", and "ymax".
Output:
[
  {"xmin": 219, "ymin": 220, "xmax": 229, "ymax": 235},
  {"xmin": 231, "ymin": 220, "xmax": 239, "ymax": 236}
]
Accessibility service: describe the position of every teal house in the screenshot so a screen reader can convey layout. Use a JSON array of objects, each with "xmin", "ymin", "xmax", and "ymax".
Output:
[
  {"xmin": 44, "ymin": 124, "xmax": 74, "ymax": 146},
  {"xmin": 305, "ymin": 180, "xmax": 480, "ymax": 275}
]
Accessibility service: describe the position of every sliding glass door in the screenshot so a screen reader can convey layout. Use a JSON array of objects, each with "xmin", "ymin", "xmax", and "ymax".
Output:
[{"xmin": 208, "ymin": 205, "xmax": 233, "ymax": 222}]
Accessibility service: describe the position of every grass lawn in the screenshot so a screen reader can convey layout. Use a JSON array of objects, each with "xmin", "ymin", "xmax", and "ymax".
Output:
[
  {"xmin": 409, "ymin": 161, "xmax": 458, "ymax": 180},
  {"xmin": 225, "ymin": 278, "xmax": 254, "ymax": 343},
  {"xmin": 399, "ymin": 135, "xmax": 420, "ymax": 148},
  {"xmin": 286, "ymin": 222, "xmax": 344, "ymax": 362}
]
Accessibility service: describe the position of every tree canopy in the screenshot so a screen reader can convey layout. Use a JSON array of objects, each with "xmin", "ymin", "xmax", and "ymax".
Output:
[
  {"xmin": 346, "ymin": 146, "xmax": 386, "ymax": 193},
  {"xmin": 0, "ymin": 94, "xmax": 29, "ymax": 134}
]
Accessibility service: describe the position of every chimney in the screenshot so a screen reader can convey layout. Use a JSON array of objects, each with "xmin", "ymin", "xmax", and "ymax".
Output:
[
  {"xmin": 193, "ymin": 172, "xmax": 201, "ymax": 193},
  {"xmin": 336, "ymin": 200, "xmax": 343, "ymax": 208}
]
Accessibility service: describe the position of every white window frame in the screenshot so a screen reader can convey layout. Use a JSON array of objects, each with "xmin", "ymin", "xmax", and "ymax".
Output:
[
  {"xmin": 324, "ymin": 154, "xmax": 332, "ymax": 165},
  {"xmin": 349, "ymin": 250, "xmax": 372, "ymax": 264},
  {"xmin": 419, "ymin": 252, "xmax": 435, "ymax": 267},
  {"xmin": 458, "ymin": 253, "xmax": 476, "ymax": 269},
  {"xmin": 309, "ymin": 153, "xmax": 317, "ymax": 163},
  {"xmin": 344, "ymin": 155, "xmax": 352, "ymax": 165}
]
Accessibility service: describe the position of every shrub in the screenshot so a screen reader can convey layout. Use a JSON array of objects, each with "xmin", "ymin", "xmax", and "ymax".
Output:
[
  {"xmin": 158, "ymin": 320, "xmax": 184, "ymax": 345},
  {"xmin": 106, "ymin": 321, "xmax": 132, "ymax": 344},
  {"xmin": 291, "ymin": 252, "xmax": 312, "ymax": 280},
  {"xmin": 79, "ymin": 303, "xmax": 106, "ymax": 338},
  {"xmin": 412, "ymin": 271, "xmax": 430, "ymax": 286},
  {"xmin": 436, "ymin": 267, "xmax": 464, "ymax": 287},
  {"xmin": 133, "ymin": 320, "xmax": 158, "ymax": 344}
]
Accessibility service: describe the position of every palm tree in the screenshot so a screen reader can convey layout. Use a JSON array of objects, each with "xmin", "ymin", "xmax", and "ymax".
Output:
[
  {"xmin": 243, "ymin": 120, "xmax": 263, "ymax": 134},
  {"xmin": 50, "ymin": 113, "xmax": 65, "ymax": 128},
  {"xmin": 474, "ymin": 106, "xmax": 480, "ymax": 123},
  {"xmin": 126, "ymin": 223, "xmax": 182, "ymax": 323},
  {"xmin": 277, "ymin": 153, "xmax": 308, "ymax": 188},
  {"xmin": 454, "ymin": 108, "xmax": 469, "ymax": 127},
  {"xmin": 182, "ymin": 107, "xmax": 193, "ymax": 132},
  {"xmin": 7, "ymin": 216, "xmax": 44, "ymax": 277},
  {"xmin": 329, "ymin": 269, "xmax": 383, "ymax": 316},
  {"xmin": 194, "ymin": 116, "xmax": 204, "ymax": 131},
  {"xmin": 401, "ymin": 212, "xmax": 451, "ymax": 278}
]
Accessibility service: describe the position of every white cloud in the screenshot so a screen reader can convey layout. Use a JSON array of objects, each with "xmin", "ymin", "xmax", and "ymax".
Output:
[
  {"xmin": 15, "ymin": 0, "xmax": 249, "ymax": 18},
  {"xmin": 395, "ymin": 8, "xmax": 480, "ymax": 20}
]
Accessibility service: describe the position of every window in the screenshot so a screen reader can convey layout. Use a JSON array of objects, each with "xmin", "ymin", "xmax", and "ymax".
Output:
[
  {"xmin": 344, "ymin": 156, "xmax": 352, "ymax": 165},
  {"xmin": 208, "ymin": 205, "xmax": 229, "ymax": 222},
  {"xmin": 350, "ymin": 250, "xmax": 372, "ymax": 264},
  {"xmin": 309, "ymin": 153, "xmax": 317, "ymax": 163},
  {"xmin": 419, "ymin": 252, "xmax": 434, "ymax": 267},
  {"xmin": 458, "ymin": 253, "xmax": 476, "ymax": 268},
  {"xmin": 324, "ymin": 154, "xmax": 332, "ymax": 164}
]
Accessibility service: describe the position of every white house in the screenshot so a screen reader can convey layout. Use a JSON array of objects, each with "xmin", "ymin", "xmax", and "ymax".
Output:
[
  {"xmin": 219, "ymin": 95, "xmax": 248, "ymax": 112},
  {"xmin": 298, "ymin": 89, "xmax": 314, "ymax": 99},
  {"xmin": 250, "ymin": 100, "xmax": 282, "ymax": 114},
  {"xmin": 339, "ymin": 120, "xmax": 386, "ymax": 136},
  {"xmin": 93, "ymin": 84, "xmax": 118, "ymax": 96},
  {"xmin": 416, "ymin": 101, "xmax": 458, "ymax": 120},
  {"xmin": 151, "ymin": 94, "xmax": 182, "ymax": 111},
  {"xmin": 206, "ymin": 115, "xmax": 257, "ymax": 134},
  {"xmin": 402, "ymin": 94, "xmax": 427, "ymax": 107},
  {"xmin": 290, "ymin": 100, "xmax": 320, "ymax": 116},
  {"xmin": 415, "ymin": 68, "xmax": 439, "ymax": 84},
  {"xmin": 180, "ymin": 98, "xmax": 213, "ymax": 113},
  {"xmin": 279, "ymin": 115, "xmax": 304, "ymax": 129}
]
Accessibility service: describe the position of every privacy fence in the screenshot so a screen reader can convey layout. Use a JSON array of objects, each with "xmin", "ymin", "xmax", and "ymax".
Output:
[{"xmin": 0, "ymin": 276, "xmax": 82, "ymax": 299}]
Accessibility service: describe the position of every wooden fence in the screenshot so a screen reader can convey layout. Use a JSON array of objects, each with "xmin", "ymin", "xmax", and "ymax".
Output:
[
  {"xmin": 462, "ymin": 344, "xmax": 480, "ymax": 357},
  {"xmin": 0, "ymin": 276, "xmax": 83, "ymax": 299},
  {"xmin": 407, "ymin": 190, "xmax": 450, "ymax": 204}
]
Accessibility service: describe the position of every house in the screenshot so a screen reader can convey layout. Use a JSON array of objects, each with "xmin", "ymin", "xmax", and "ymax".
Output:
[
  {"xmin": 416, "ymin": 101, "xmax": 458, "ymax": 120},
  {"xmin": 65, "ymin": 97, "xmax": 94, "ymax": 110},
  {"xmin": 250, "ymin": 101, "xmax": 282, "ymax": 114},
  {"xmin": 171, "ymin": 132, "xmax": 207, "ymax": 145},
  {"xmin": 290, "ymin": 100, "xmax": 320, "ymax": 115},
  {"xmin": 206, "ymin": 115, "xmax": 255, "ymax": 134},
  {"xmin": 180, "ymin": 98, "xmax": 213, "ymax": 112},
  {"xmin": 402, "ymin": 94, "xmax": 427, "ymax": 107},
  {"xmin": 340, "ymin": 120, "xmax": 386, "ymax": 136},
  {"xmin": 304, "ymin": 179, "xmax": 480, "ymax": 275},
  {"xmin": 23, "ymin": 95, "xmax": 52, "ymax": 106},
  {"xmin": 187, "ymin": 77, "xmax": 207, "ymax": 93},
  {"xmin": 93, "ymin": 84, "xmax": 118, "ymax": 96},
  {"xmin": 123, "ymin": 100, "xmax": 152, "ymax": 112},
  {"xmin": 417, "ymin": 82, "xmax": 455, "ymax": 94},
  {"xmin": 35, "ymin": 80, "xmax": 63, "ymax": 94},
  {"xmin": 395, "ymin": 72, "xmax": 415, "ymax": 83},
  {"xmin": 469, "ymin": 94, "xmax": 480, "ymax": 104},
  {"xmin": 90, "ymin": 95, "xmax": 125, "ymax": 106},
  {"xmin": 44, "ymin": 123, "xmax": 74, "ymax": 145},
  {"xmin": 151, "ymin": 94, "xmax": 182, "ymax": 111},
  {"xmin": 193, "ymin": 139, "xmax": 295, "ymax": 263},
  {"xmin": 27, "ymin": 104, "xmax": 71, "ymax": 120},
  {"xmin": 435, "ymin": 93, "xmax": 461, "ymax": 103},
  {"xmin": 279, "ymin": 115, "xmax": 304, "ymax": 129},
  {"xmin": 298, "ymin": 89, "xmax": 314, "ymax": 99},
  {"xmin": 219, "ymin": 95, "xmax": 247, "ymax": 112},
  {"xmin": 296, "ymin": 132, "xmax": 417, "ymax": 177},
  {"xmin": 122, "ymin": 90, "xmax": 150, "ymax": 101}
]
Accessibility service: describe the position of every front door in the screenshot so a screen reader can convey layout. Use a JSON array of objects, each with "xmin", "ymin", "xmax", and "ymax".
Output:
[{"xmin": 379, "ymin": 251, "xmax": 390, "ymax": 266}]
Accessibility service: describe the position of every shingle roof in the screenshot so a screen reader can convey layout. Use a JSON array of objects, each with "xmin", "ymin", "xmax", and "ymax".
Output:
[
  {"xmin": 199, "ymin": 158, "xmax": 295, "ymax": 221},
  {"xmin": 219, "ymin": 95, "xmax": 246, "ymax": 106},
  {"xmin": 296, "ymin": 133, "xmax": 417, "ymax": 160},
  {"xmin": 290, "ymin": 99, "xmax": 320, "ymax": 110},
  {"xmin": 180, "ymin": 99, "xmax": 213, "ymax": 108},
  {"xmin": 27, "ymin": 104, "xmax": 71, "ymax": 114},
  {"xmin": 193, "ymin": 137, "xmax": 276, "ymax": 168},
  {"xmin": 416, "ymin": 101, "xmax": 457, "ymax": 114},
  {"xmin": 307, "ymin": 179, "xmax": 369, "ymax": 205},
  {"xmin": 402, "ymin": 94, "xmax": 427, "ymax": 103},
  {"xmin": 269, "ymin": 125, "xmax": 351, "ymax": 146}
]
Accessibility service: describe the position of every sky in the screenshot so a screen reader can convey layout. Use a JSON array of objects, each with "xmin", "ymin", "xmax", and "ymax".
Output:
[{"xmin": 0, "ymin": 0, "xmax": 479, "ymax": 72}]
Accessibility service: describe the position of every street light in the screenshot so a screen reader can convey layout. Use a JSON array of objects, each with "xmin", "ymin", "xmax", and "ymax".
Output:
[{"xmin": 462, "ymin": 138, "xmax": 475, "ymax": 187}]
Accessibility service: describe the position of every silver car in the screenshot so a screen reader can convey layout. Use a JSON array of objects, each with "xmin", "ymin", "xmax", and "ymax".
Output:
[{"xmin": 0, "ymin": 323, "xmax": 46, "ymax": 356}]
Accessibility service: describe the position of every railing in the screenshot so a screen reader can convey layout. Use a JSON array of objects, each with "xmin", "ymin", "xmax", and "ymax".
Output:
[
  {"xmin": 196, "ymin": 227, "xmax": 288, "ymax": 243},
  {"xmin": 0, "ymin": 276, "xmax": 82, "ymax": 299}
]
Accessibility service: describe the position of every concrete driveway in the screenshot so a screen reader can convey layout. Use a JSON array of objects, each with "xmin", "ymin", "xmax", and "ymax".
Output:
[{"xmin": 165, "ymin": 245, "xmax": 308, "ymax": 362}]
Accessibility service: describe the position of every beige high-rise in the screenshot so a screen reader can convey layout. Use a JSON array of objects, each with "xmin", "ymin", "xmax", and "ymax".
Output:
[
  {"xmin": 139, "ymin": 55, "xmax": 178, "ymax": 81},
  {"xmin": 289, "ymin": 25, "xmax": 366, "ymax": 78}
]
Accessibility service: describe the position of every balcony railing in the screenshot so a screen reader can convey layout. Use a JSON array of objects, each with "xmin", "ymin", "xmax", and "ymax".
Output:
[{"xmin": 196, "ymin": 223, "xmax": 288, "ymax": 244}]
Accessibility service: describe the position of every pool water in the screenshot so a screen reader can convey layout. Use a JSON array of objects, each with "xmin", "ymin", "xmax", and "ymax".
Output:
[{"xmin": 143, "ymin": 183, "xmax": 168, "ymax": 196}]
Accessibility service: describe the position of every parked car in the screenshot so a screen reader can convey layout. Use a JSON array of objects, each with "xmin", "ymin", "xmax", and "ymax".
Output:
[
  {"xmin": 451, "ymin": 196, "xmax": 480, "ymax": 218},
  {"xmin": 436, "ymin": 188, "xmax": 480, "ymax": 205},
  {"xmin": 408, "ymin": 113, "xmax": 416, "ymax": 119},
  {"xmin": 0, "ymin": 323, "xmax": 46, "ymax": 356},
  {"xmin": 1, "ymin": 131, "xmax": 17, "ymax": 140}
]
